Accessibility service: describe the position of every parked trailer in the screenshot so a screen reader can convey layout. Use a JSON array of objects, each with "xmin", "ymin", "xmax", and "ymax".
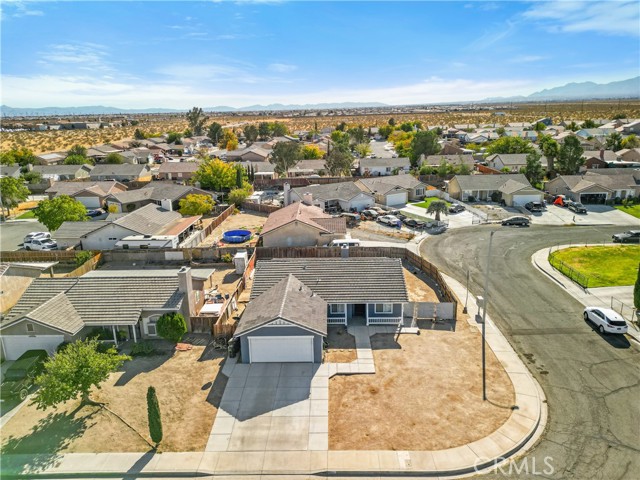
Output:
[{"xmin": 115, "ymin": 235, "xmax": 178, "ymax": 249}]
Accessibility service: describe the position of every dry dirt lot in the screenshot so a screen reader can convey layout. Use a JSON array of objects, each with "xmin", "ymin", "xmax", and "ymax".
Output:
[
  {"xmin": 324, "ymin": 326, "xmax": 357, "ymax": 363},
  {"xmin": 1, "ymin": 345, "xmax": 226, "ymax": 454},
  {"xmin": 198, "ymin": 211, "xmax": 268, "ymax": 248},
  {"xmin": 403, "ymin": 268, "xmax": 439, "ymax": 303},
  {"xmin": 329, "ymin": 305, "xmax": 515, "ymax": 451}
]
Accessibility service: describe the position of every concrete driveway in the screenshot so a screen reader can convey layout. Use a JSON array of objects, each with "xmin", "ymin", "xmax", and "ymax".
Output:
[
  {"xmin": 531, "ymin": 204, "xmax": 640, "ymax": 226},
  {"xmin": 206, "ymin": 362, "xmax": 328, "ymax": 452}
]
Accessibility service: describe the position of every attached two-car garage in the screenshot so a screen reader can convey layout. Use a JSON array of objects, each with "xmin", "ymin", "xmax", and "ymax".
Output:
[
  {"xmin": 247, "ymin": 336, "xmax": 315, "ymax": 363},
  {"xmin": 1, "ymin": 335, "xmax": 63, "ymax": 360}
]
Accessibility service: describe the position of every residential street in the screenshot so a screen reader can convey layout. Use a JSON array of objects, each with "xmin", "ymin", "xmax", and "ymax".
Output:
[{"xmin": 422, "ymin": 225, "xmax": 640, "ymax": 480}]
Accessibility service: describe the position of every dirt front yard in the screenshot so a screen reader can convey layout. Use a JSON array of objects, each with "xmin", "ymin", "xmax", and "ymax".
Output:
[
  {"xmin": 324, "ymin": 326, "xmax": 357, "ymax": 363},
  {"xmin": 329, "ymin": 306, "xmax": 515, "ymax": 451},
  {"xmin": 198, "ymin": 211, "xmax": 268, "ymax": 247},
  {"xmin": 1, "ymin": 344, "xmax": 226, "ymax": 454}
]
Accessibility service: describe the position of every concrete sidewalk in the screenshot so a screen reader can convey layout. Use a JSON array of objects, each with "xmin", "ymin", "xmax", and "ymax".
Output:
[{"xmin": 531, "ymin": 244, "xmax": 640, "ymax": 344}]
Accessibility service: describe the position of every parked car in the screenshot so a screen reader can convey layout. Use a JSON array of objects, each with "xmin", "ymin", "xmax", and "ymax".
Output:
[
  {"xmin": 502, "ymin": 216, "xmax": 530, "ymax": 227},
  {"xmin": 402, "ymin": 218, "xmax": 426, "ymax": 229},
  {"xmin": 339, "ymin": 212, "xmax": 361, "ymax": 227},
  {"xmin": 361, "ymin": 209, "xmax": 379, "ymax": 220},
  {"xmin": 370, "ymin": 206, "xmax": 388, "ymax": 214},
  {"xmin": 449, "ymin": 203, "xmax": 465, "ymax": 213},
  {"xmin": 23, "ymin": 232, "xmax": 50, "ymax": 244},
  {"xmin": 0, "ymin": 350, "xmax": 48, "ymax": 401},
  {"xmin": 525, "ymin": 201, "xmax": 543, "ymax": 212},
  {"xmin": 377, "ymin": 215, "xmax": 402, "ymax": 227},
  {"xmin": 612, "ymin": 230, "xmax": 640, "ymax": 243},
  {"xmin": 568, "ymin": 202, "xmax": 587, "ymax": 214},
  {"xmin": 86, "ymin": 208, "xmax": 105, "ymax": 218},
  {"xmin": 583, "ymin": 307, "xmax": 628, "ymax": 334},
  {"xmin": 26, "ymin": 238, "xmax": 57, "ymax": 251}
]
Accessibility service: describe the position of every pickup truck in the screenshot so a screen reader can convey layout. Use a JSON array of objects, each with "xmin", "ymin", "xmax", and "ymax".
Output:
[{"xmin": 0, "ymin": 350, "xmax": 48, "ymax": 401}]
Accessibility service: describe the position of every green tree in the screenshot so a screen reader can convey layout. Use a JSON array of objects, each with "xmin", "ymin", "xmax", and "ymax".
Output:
[
  {"xmin": 186, "ymin": 107, "xmax": 207, "ymax": 136},
  {"xmin": 354, "ymin": 143, "xmax": 371, "ymax": 158},
  {"xmin": 243, "ymin": 125, "xmax": 259, "ymax": 143},
  {"xmin": 302, "ymin": 144, "xmax": 323, "ymax": 159},
  {"xmin": 104, "ymin": 153, "xmax": 124, "ymax": 164},
  {"xmin": 221, "ymin": 130, "xmax": 239, "ymax": 151},
  {"xmin": 258, "ymin": 122, "xmax": 271, "ymax": 140},
  {"xmin": 167, "ymin": 132, "xmax": 183, "ymax": 144},
  {"xmin": 634, "ymin": 263, "xmax": 640, "ymax": 311},
  {"xmin": 324, "ymin": 148, "xmax": 353, "ymax": 176},
  {"xmin": 269, "ymin": 141, "xmax": 301, "ymax": 175},
  {"xmin": 534, "ymin": 122, "xmax": 547, "ymax": 132},
  {"xmin": 426, "ymin": 200, "xmax": 448, "ymax": 222},
  {"xmin": 523, "ymin": 151, "xmax": 544, "ymax": 187},
  {"xmin": 538, "ymin": 134, "xmax": 560, "ymax": 175},
  {"xmin": 605, "ymin": 132, "xmax": 623, "ymax": 151},
  {"xmin": 621, "ymin": 134, "xmax": 640, "ymax": 149},
  {"xmin": 566, "ymin": 121, "xmax": 579, "ymax": 132},
  {"xmin": 347, "ymin": 125, "xmax": 366, "ymax": 144},
  {"xmin": 388, "ymin": 117, "xmax": 396, "ymax": 126},
  {"xmin": 67, "ymin": 144, "xmax": 88, "ymax": 158},
  {"xmin": 33, "ymin": 338, "xmax": 130, "ymax": 409},
  {"xmin": 147, "ymin": 386, "xmax": 163, "ymax": 446},
  {"xmin": 456, "ymin": 163, "xmax": 471, "ymax": 175},
  {"xmin": 229, "ymin": 186, "xmax": 252, "ymax": 206},
  {"xmin": 409, "ymin": 130, "xmax": 440, "ymax": 168},
  {"xmin": 179, "ymin": 193, "xmax": 215, "ymax": 216},
  {"xmin": 0, "ymin": 176, "xmax": 30, "ymax": 218},
  {"xmin": 208, "ymin": 122, "xmax": 223, "ymax": 144},
  {"xmin": 22, "ymin": 171, "xmax": 43, "ymax": 184},
  {"xmin": 556, "ymin": 136, "xmax": 584, "ymax": 175},
  {"xmin": 33, "ymin": 195, "xmax": 88, "ymax": 231},
  {"xmin": 134, "ymin": 128, "xmax": 147, "ymax": 140},
  {"xmin": 157, "ymin": 312, "xmax": 187, "ymax": 343},
  {"xmin": 582, "ymin": 119, "xmax": 597, "ymax": 129},
  {"xmin": 183, "ymin": 128, "xmax": 193, "ymax": 138},
  {"xmin": 437, "ymin": 161, "xmax": 452, "ymax": 178},
  {"xmin": 378, "ymin": 125, "xmax": 394, "ymax": 139},
  {"xmin": 485, "ymin": 137, "xmax": 535, "ymax": 155},
  {"xmin": 272, "ymin": 122, "xmax": 288, "ymax": 137},
  {"xmin": 399, "ymin": 121, "xmax": 414, "ymax": 133},
  {"xmin": 64, "ymin": 154, "xmax": 93, "ymax": 165},
  {"xmin": 194, "ymin": 158, "xmax": 236, "ymax": 192},
  {"xmin": 0, "ymin": 148, "xmax": 36, "ymax": 166},
  {"xmin": 496, "ymin": 127, "xmax": 506, "ymax": 135},
  {"xmin": 335, "ymin": 121, "xmax": 347, "ymax": 132}
]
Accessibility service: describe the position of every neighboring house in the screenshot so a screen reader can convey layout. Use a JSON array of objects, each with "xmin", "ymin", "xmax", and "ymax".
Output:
[
  {"xmin": 158, "ymin": 161, "xmax": 200, "ymax": 181},
  {"xmin": 616, "ymin": 148, "xmax": 640, "ymax": 163},
  {"xmin": 448, "ymin": 173, "xmax": 542, "ymax": 206},
  {"xmin": 287, "ymin": 160, "xmax": 327, "ymax": 177},
  {"xmin": 622, "ymin": 120, "xmax": 640, "ymax": 135},
  {"xmin": 235, "ymin": 257, "xmax": 409, "ymax": 363},
  {"xmin": 31, "ymin": 164, "xmax": 93, "ymax": 181},
  {"xmin": 225, "ymin": 145, "xmax": 270, "ymax": 162},
  {"xmin": 0, "ymin": 267, "xmax": 201, "ymax": 360},
  {"xmin": 545, "ymin": 171, "xmax": 639, "ymax": 203},
  {"xmin": 285, "ymin": 182, "xmax": 374, "ymax": 212},
  {"xmin": 356, "ymin": 174, "xmax": 427, "ymax": 206},
  {"xmin": 575, "ymin": 128, "xmax": 615, "ymax": 140},
  {"xmin": 45, "ymin": 180, "xmax": 127, "ymax": 208},
  {"xmin": 105, "ymin": 182, "xmax": 215, "ymax": 212},
  {"xmin": 86, "ymin": 145, "xmax": 123, "ymax": 162},
  {"xmin": 56, "ymin": 203, "xmax": 201, "ymax": 250},
  {"xmin": 424, "ymin": 154, "xmax": 475, "ymax": 168},
  {"xmin": 260, "ymin": 201, "xmax": 347, "ymax": 247},
  {"xmin": 581, "ymin": 150, "xmax": 617, "ymax": 170},
  {"xmin": 89, "ymin": 164, "xmax": 152, "ymax": 182},
  {"xmin": 120, "ymin": 149, "xmax": 152, "ymax": 164},
  {"xmin": 486, "ymin": 154, "xmax": 532, "ymax": 172},
  {"xmin": 0, "ymin": 165, "xmax": 21, "ymax": 179},
  {"xmin": 36, "ymin": 152, "xmax": 67, "ymax": 165},
  {"xmin": 238, "ymin": 161, "xmax": 276, "ymax": 180},
  {"xmin": 0, "ymin": 263, "xmax": 54, "ymax": 318},
  {"xmin": 358, "ymin": 157, "xmax": 411, "ymax": 176}
]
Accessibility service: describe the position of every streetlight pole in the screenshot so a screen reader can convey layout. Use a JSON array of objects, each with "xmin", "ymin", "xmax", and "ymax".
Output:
[
  {"xmin": 463, "ymin": 268, "xmax": 470, "ymax": 314},
  {"xmin": 481, "ymin": 230, "xmax": 495, "ymax": 401}
]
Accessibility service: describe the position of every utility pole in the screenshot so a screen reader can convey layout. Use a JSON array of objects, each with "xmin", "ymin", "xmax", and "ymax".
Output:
[
  {"xmin": 463, "ymin": 268, "xmax": 470, "ymax": 314},
  {"xmin": 481, "ymin": 230, "xmax": 495, "ymax": 401}
]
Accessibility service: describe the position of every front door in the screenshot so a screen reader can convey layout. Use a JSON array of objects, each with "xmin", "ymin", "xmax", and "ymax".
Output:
[{"xmin": 353, "ymin": 304, "xmax": 366, "ymax": 317}]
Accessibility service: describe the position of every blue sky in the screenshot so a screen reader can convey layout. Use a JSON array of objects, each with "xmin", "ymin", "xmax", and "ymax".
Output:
[{"xmin": 1, "ymin": 1, "xmax": 639, "ymax": 108}]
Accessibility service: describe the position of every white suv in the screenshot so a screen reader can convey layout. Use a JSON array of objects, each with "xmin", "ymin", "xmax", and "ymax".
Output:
[
  {"xmin": 23, "ymin": 232, "xmax": 50, "ymax": 245},
  {"xmin": 583, "ymin": 307, "xmax": 628, "ymax": 334},
  {"xmin": 26, "ymin": 238, "xmax": 57, "ymax": 251}
]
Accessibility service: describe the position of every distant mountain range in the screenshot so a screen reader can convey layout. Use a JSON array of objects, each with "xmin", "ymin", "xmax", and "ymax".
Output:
[
  {"xmin": 2, "ymin": 77, "xmax": 638, "ymax": 117},
  {"xmin": 482, "ymin": 76, "xmax": 640, "ymax": 102}
]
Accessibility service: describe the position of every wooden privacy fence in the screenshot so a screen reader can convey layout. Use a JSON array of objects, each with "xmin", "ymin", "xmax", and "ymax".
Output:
[
  {"xmin": 64, "ymin": 253, "xmax": 102, "ymax": 277},
  {"xmin": 242, "ymin": 202, "xmax": 280, "ymax": 214},
  {"xmin": 0, "ymin": 250, "xmax": 79, "ymax": 262}
]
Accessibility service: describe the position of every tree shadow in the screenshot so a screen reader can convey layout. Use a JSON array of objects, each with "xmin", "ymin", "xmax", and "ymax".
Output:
[
  {"xmin": 205, "ymin": 370, "xmax": 228, "ymax": 410},
  {"xmin": 370, "ymin": 333, "xmax": 402, "ymax": 351},
  {"xmin": 114, "ymin": 351, "xmax": 172, "ymax": 387},
  {"xmin": 0, "ymin": 407, "xmax": 98, "ymax": 475},
  {"xmin": 416, "ymin": 318, "xmax": 457, "ymax": 332}
]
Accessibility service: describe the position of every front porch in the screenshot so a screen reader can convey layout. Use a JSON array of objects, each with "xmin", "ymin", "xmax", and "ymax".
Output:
[{"xmin": 327, "ymin": 303, "xmax": 405, "ymax": 326}]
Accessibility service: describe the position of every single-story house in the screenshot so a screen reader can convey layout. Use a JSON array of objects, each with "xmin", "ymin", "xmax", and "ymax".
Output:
[
  {"xmin": 0, "ymin": 267, "xmax": 201, "ymax": 360},
  {"xmin": 36, "ymin": 152, "xmax": 67, "ymax": 165},
  {"xmin": 0, "ymin": 165, "xmax": 21, "ymax": 179},
  {"xmin": 31, "ymin": 164, "xmax": 93, "ymax": 181},
  {"xmin": 622, "ymin": 120, "xmax": 640, "ymax": 135},
  {"xmin": 423, "ymin": 154, "xmax": 475, "ymax": 168},
  {"xmin": 56, "ymin": 203, "xmax": 201, "ymax": 250},
  {"xmin": 287, "ymin": 160, "xmax": 327, "ymax": 177},
  {"xmin": 486, "ymin": 154, "xmax": 543, "ymax": 172},
  {"xmin": 260, "ymin": 201, "xmax": 347, "ymax": 247},
  {"xmin": 89, "ymin": 164, "xmax": 152, "ymax": 182},
  {"xmin": 358, "ymin": 157, "xmax": 411, "ymax": 176},
  {"xmin": 86, "ymin": 145, "xmax": 124, "ymax": 162},
  {"xmin": 235, "ymin": 257, "xmax": 408, "ymax": 363},
  {"xmin": 45, "ymin": 180, "xmax": 128, "ymax": 209},
  {"xmin": 285, "ymin": 182, "xmax": 374, "ymax": 212},
  {"xmin": 105, "ymin": 182, "xmax": 215, "ymax": 213},
  {"xmin": 158, "ymin": 161, "xmax": 200, "ymax": 181},
  {"xmin": 355, "ymin": 174, "xmax": 427, "ymax": 206},
  {"xmin": 616, "ymin": 148, "xmax": 640, "ymax": 163},
  {"xmin": 225, "ymin": 146, "xmax": 270, "ymax": 162},
  {"xmin": 238, "ymin": 161, "xmax": 276, "ymax": 180},
  {"xmin": 120, "ymin": 149, "xmax": 152, "ymax": 164},
  {"xmin": 448, "ymin": 173, "xmax": 543, "ymax": 206},
  {"xmin": 546, "ymin": 171, "xmax": 639, "ymax": 203}
]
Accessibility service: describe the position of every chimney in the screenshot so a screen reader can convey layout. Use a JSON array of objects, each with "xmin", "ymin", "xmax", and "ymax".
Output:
[
  {"xmin": 302, "ymin": 192, "xmax": 313, "ymax": 206},
  {"xmin": 600, "ymin": 149, "xmax": 605, "ymax": 161},
  {"xmin": 177, "ymin": 266, "xmax": 196, "ymax": 318},
  {"xmin": 283, "ymin": 182, "xmax": 291, "ymax": 206},
  {"xmin": 160, "ymin": 198, "xmax": 173, "ymax": 211}
]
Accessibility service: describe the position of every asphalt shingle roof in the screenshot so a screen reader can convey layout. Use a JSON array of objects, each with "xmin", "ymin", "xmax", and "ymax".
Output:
[
  {"xmin": 158, "ymin": 162, "xmax": 200, "ymax": 173},
  {"xmin": 55, "ymin": 221, "xmax": 111, "ymax": 239},
  {"xmin": 290, "ymin": 182, "xmax": 370, "ymax": 202},
  {"xmin": 262, "ymin": 202, "xmax": 346, "ymax": 236},
  {"xmin": 236, "ymin": 274, "xmax": 327, "ymax": 337},
  {"xmin": 250, "ymin": 258, "xmax": 408, "ymax": 303},
  {"xmin": 108, "ymin": 183, "xmax": 211, "ymax": 204},
  {"xmin": 90, "ymin": 164, "xmax": 149, "ymax": 177},
  {"xmin": 46, "ymin": 180, "xmax": 125, "ymax": 197},
  {"xmin": 359, "ymin": 157, "xmax": 411, "ymax": 169},
  {"xmin": 113, "ymin": 204, "xmax": 182, "ymax": 235},
  {"xmin": 453, "ymin": 173, "xmax": 531, "ymax": 191},
  {"xmin": 32, "ymin": 165, "xmax": 92, "ymax": 175}
]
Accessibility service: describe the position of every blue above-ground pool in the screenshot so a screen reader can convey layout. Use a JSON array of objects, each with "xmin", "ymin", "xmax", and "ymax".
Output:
[{"xmin": 223, "ymin": 229, "xmax": 252, "ymax": 243}]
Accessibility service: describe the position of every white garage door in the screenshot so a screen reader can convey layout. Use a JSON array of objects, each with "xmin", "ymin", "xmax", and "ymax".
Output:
[
  {"xmin": 349, "ymin": 194, "xmax": 374, "ymax": 212},
  {"xmin": 512, "ymin": 194, "xmax": 542, "ymax": 206},
  {"xmin": 248, "ymin": 336, "xmax": 314, "ymax": 363},
  {"xmin": 1, "ymin": 335, "xmax": 63, "ymax": 360},
  {"xmin": 386, "ymin": 191, "xmax": 408, "ymax": 206}
]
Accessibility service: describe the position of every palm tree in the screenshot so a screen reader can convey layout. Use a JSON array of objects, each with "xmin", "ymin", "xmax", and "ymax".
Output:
[{"xmin": 427, "ymin": 200, "xmax": 448, "ymax": 222}]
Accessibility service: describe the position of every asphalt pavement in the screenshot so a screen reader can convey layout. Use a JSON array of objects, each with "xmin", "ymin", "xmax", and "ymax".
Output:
[
  {"xmin": 0, "ymin": 220, "xmax": 50, "ymax": 251},
  {"xmin": 422, "ymin": 224, "xmax": 640, "ymax": 480}
]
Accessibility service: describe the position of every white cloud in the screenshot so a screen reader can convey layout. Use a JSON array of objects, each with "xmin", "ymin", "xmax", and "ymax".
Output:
[
  {"xmin": 37, "ymin": 43, "xmax": 115, "ymax": 74},
  {"xmin": 509, "ymin": 55, "xmax": 546, "ymax": 64},
  {"xmin": 523, "ymin": 1, "xmax": 640, "ymax": 37},
  {"xmin": 6, "ymin": 1, "xmax": 44, "ymax": 18},
  {"xmin": 471, "ymin": 20, "xmax": 519, "ymax": 49},
  {"xmin": 268, "ymin": 63, "xmax": 297, "ymax": 73}
]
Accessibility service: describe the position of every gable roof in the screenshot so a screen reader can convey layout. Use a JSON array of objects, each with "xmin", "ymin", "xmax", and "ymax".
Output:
[
  {"xmin": 499, "ymin": 179, "xmax": 535, "ymax": 195},
  {"xmin": 486, "ymin": 154, "xmax": 529, "ymax": 165},
  {"xmin": 359, "ymin": 157, "xmax": 411, "ymax": 169},
  {"xmin": 358, "ymin": 174, "xmax": 423, "ymax": 193},
  {"xmin": 424, "ymin": 154, "xmax": 475, "ymax": 167},
  {"xmin": 55, "ymin": 221, "xmax": 112, "ymax": 239},
  {"xmin": 262, "ymin": 202, "xmax": 346, "ymax": 236},
  {"xmin": 158, "ymin": 162, "xmax": 200, "ymax": 174},
  {"xmin": 45, "ymin": 180, "xmax": 127, "ymax": 197},
  {"xmin": 112, "ymin": 204, "xmax": 182, "ymax": 235},
  {"xmin": 107, "ymin": 183, "xmax": 212, "ymax": 204},
  {"xmin": 235, "ymin": 274, "xmax": 327, "ymax": 337},
  {"xmin": 290, "ymin": 182, "xmax": 372, "ymax": 202},
  {"xmin": 31, "ymin": 165, "xmax": 92, "ymax": 175},
  {"xmin": 452, "ymin": 173, "xmax": 532, "ymax": 191},
  {"xmin": 251, "ymin": 258, "xmax": 408, "ymax": 303},
  {"xmin": 89, "ymin": 164, "xmax": 149, "ymax": 177},
  {"xmin": 0, "ymin": 165, "xmax": 21, "ymax": 177},
  {"xmin": 22, "ymin": 292, "xmax": 84, "ymax": 335}
]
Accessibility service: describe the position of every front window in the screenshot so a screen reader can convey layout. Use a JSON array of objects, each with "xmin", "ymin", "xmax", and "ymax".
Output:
[
  {"xmin": 26, "ymin": 323, "xmax": 35, "ymax": 334},
  {"xmin": 147, "ymin": 315, "xmax": 160, "ymax": 336},
  {"xmin": 375, "ymin": 303, "xmax": 393, "ymax": 314},
  {"xmin": 330, "ymin": 304, "xmax": 345, "ymax": 314}
]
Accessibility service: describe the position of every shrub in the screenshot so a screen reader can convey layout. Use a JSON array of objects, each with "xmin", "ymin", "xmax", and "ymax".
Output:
[
  {"xmin": 75, "ymin": 250, "xmax": 94, "ymax": 268},
  {"xmin": 56, "ymin": 341, "xmax": 70, "ymax": 354},
  {"xmin": 156, "ymin": 312, "xmax": 187, "ymax": 343},
  {"xmin": 131, "ymin": 341, "xmax": 155, "ymax": 356},
  {"xmin": 221, "ymin": 253, "xmax": 233, "ymax": 263},
  {"xmin": 147, "ymin": 386, "xmax": 163, "ymax": 446},
  {"xmin": 490, "ymin": 191, "xmax": 502, "ymax": 203},
  {"xmin": 467, "ymin": 195, "xmax": 475, "ymax": 202}
]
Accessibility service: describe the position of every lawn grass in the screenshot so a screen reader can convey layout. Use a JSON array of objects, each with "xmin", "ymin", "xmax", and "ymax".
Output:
[
  {"xmin": 412, "ymin": 197, "xmax": 452, "ymax": 209},
  {"xmin": 615, "ymin": 204, "xmax": 640, "ymax": 220},
  {"xmin": 550, "ymin": 245, "xmax": 640, "ymax": 287},
  {"xmin": 16, "ymin": 210, "xmax": 35, "ymax": 219}
]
